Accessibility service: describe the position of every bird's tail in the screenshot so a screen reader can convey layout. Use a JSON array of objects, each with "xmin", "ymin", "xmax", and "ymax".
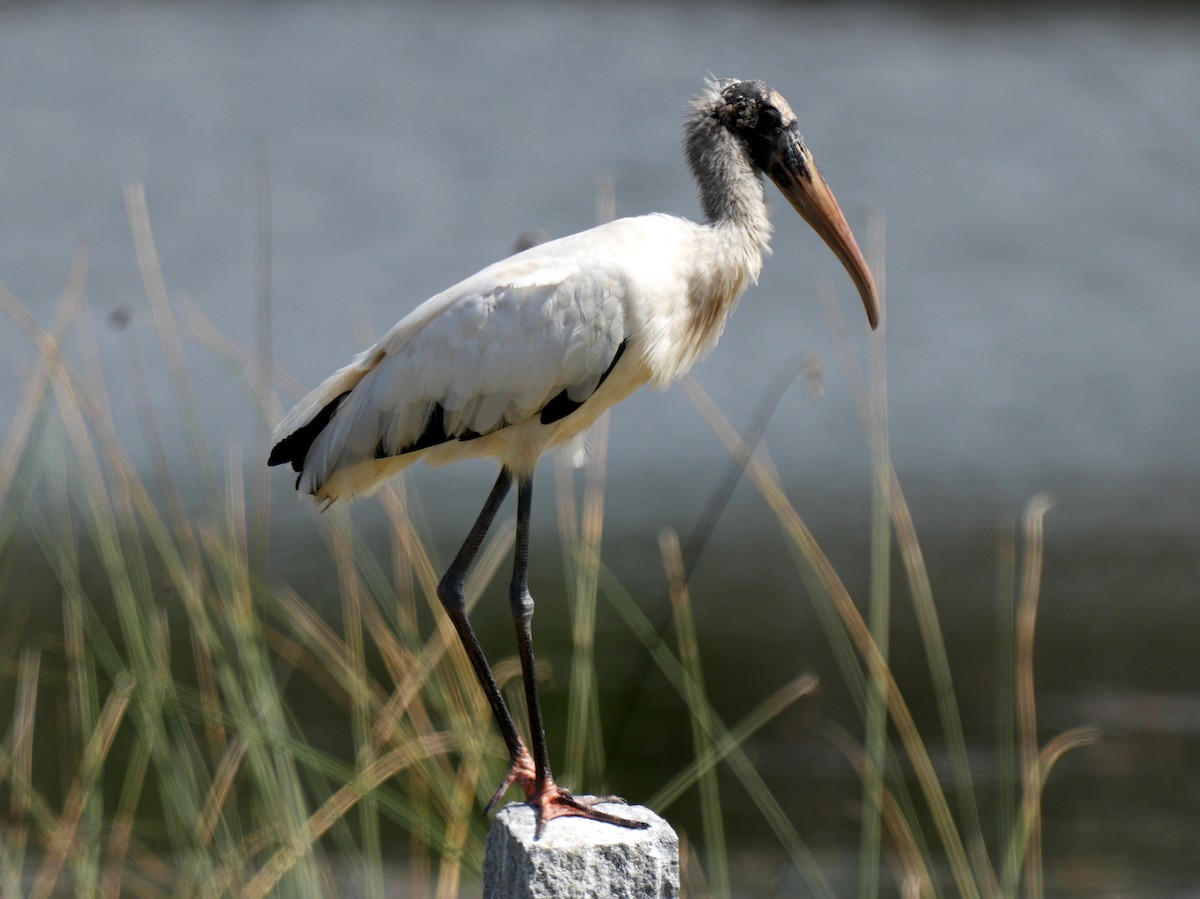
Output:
[{"xmin": 268, "ymin": 353, "xmax": 375, "ymax": 490}]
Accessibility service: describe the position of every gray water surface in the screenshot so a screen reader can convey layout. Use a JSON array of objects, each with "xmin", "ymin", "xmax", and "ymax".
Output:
[{"xmin": 2, "ymin": 3, "xmax": 1198, "ymax": 894}]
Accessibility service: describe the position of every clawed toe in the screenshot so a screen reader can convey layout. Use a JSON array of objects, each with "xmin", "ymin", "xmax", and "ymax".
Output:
[
  {"xmin": 529, "ymin": 787, "xmax": 649, "ymax": 836},
  {"xmin": 486, "ymin": 747, "xmax": 648, "ymax": 835},
  {"xmin": 485, "ymin": 748, "xmax": 538, "ymax": 815}
]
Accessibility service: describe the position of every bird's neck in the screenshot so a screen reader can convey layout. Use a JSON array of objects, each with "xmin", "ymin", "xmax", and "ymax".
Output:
[
  {"xmin": 658, "ymin": 118, "xmax": 770, "ymax": 376},
  {"xmin": 685, "ymin": 116, "xmax": 773, "ymax": 254},
  {"xmin": 632, "ymin": 115, "xmax": 775, "ymax": 387},
  {"xmin": 683, "ymin": 116, "xmax": 772, "ymax": 324}
]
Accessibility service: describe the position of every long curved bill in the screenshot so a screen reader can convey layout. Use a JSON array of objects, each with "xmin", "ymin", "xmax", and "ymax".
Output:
[{"xmin": 769, "ymin": 142, "xmax": 880, "ymax": 329}]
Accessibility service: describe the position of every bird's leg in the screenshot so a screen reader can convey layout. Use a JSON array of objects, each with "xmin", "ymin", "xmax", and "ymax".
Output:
[
  {"xmin": 435, "ymin": 470, "xmax": 533, "ymax": 792},
  {"xmin": 509, "ymin": 477, "xmax": 648, "ymax": 835}
]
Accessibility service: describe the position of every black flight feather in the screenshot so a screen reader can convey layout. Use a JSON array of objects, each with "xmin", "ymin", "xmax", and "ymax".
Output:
[{"xmin": 268, "ymin": 390, "xmax": 350, "ymax": 475}]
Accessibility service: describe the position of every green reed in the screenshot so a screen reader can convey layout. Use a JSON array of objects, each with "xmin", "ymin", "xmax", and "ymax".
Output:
[{"xmin": 0, "ymin": 188, "xmax": 1095, "ymax": 898}]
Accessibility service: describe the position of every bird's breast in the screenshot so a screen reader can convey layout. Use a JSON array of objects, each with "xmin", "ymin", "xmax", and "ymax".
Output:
[{"xmin": 624, "ymin": 221, "xmax": 761, "ymax": 387}]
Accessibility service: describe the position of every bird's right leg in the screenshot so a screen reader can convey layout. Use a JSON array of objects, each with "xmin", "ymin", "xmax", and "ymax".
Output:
[
  {"xmin": 507, "ymin": 477, "xmax": 648, "ymax": 834},
  {"xmin": 434, "ymin": 468, "xmax": 537, "ymax": 809}
]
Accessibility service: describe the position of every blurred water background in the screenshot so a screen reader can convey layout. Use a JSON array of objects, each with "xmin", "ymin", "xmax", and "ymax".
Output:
[{"xmin": 2, "ymin": 2, "xmax": 1198, "ymax": 895}]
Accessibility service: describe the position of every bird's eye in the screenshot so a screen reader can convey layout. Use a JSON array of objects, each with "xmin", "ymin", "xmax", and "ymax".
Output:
[{"xmin": 757, "ymin": 107, "xmax": 783, "ymax": 134}]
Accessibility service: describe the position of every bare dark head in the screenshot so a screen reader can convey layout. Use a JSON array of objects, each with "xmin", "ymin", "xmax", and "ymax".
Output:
[
  {"xmin": 690, "ymin": 78, "xmax": 879, "ymax": 328},
  {"xmin": 707, "ymin": 79, "xmax": 804, "ymax": 172}
]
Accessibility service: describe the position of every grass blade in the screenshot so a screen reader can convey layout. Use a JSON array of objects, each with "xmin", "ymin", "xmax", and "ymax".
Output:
[
  {"xmin": 661, "ymin": 528, "xmax": 729, "ymax": 899},
  {"xmin": 1014, "ymin": 494, "xmax": 1055, "ymax": 899},
  {"xmin": 681, "ymin": 375, "xmax": 981, "ymax": 899}
]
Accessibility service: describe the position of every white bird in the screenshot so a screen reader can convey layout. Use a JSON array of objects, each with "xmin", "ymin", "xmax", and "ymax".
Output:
[{"xmin": 270, "ymin": 77, "xmax": 879, "ymax": 832}]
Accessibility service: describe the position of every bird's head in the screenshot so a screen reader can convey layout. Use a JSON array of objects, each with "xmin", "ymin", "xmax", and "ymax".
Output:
[{"xmin": 702, "ymin": 78, "xmax": 880, "ymax": 329}]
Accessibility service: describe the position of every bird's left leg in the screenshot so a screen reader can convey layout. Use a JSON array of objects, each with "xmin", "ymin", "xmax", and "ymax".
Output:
[
  {"xmin": 508, "ymin": 476, "xmax": 649, "ymax": 834},
  {"xmin": 434, "ymin": 470, "xmax": 536, "ymax": 811}
]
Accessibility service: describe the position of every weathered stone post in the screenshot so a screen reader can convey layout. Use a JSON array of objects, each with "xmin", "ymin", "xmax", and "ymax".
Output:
[{"xmin": 483, "ymin": 801, "xmax": 679, "ymax": 899}]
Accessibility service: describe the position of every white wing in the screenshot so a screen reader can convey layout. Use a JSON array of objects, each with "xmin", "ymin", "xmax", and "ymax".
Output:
[
  {"xmin": 374, "ymin": 272, "xmax": 625, "ymax": 441},
  {"xmin": 273, "ymin": 219, "xmax": 674, "ymax": 496}
]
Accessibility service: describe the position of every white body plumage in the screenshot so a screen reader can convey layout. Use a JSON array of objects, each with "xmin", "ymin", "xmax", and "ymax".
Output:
[{"xmin": 273, "ymin": 211, "xmax": 766, "ymax": 501}]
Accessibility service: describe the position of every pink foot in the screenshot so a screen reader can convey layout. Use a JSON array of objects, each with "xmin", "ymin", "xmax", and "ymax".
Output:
[{"xmin": 486, "ymin": 746, "xmax": 649, "ymax": 835}]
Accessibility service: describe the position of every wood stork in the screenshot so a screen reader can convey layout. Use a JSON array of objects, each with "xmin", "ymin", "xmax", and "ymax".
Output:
[{"xmin": 270, "ymin": 77, "xmax": 879, "ymax": 831}]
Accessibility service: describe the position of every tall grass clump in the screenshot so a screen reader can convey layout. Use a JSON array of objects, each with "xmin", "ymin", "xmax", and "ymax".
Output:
[
  {"xmin": 0, "ymin": 189, "xmax": 1094, "ymax": 897},
  {"xmin": 657, "ymin": 215, "xmax": 1099, "ymax": 897},
  {"xmin": 0, "ymin": 187, "xmax": 519, "ymax": 897}
]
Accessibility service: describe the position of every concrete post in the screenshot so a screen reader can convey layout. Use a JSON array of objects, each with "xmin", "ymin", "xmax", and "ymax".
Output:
[{"xmin": 483, "ymin": 800, "xmax": 679, "ymax": 899}]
